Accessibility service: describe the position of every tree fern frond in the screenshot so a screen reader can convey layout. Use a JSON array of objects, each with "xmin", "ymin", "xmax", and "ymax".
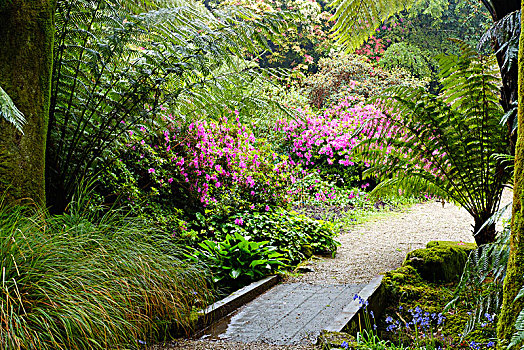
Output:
[
  {"xmin": 357, "ymin": 42, "xmax": 509, "ymax": 244},
  {"xmin": 330, "ymin": 0, "xmax": 420, "ymax": 51},
  {"xmin": 0, "ymin": 86, "xmax": 25, "ymax": 133},
  {"xmin": 478, "ymin": 10, "xmax": 520, "ymax": 72},
  {"xmin": 369, "ymin": 175, "xmax": 449, "ymax": 201}
]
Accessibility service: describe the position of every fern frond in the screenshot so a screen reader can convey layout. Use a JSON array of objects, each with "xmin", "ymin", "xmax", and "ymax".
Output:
[
  {"xmin": 330, "ymin": 0, "xmax": 419, "ymax": 51},
  {"xmin": 445, "ymin": 217, "xmax": 510, "ymax": 340},
  {"xmin": 510, "ymin": 307, "xmax": 524, "ymax": 349},
  {"xmin": 357, "ymin": 42, "xmax": 509, "ymax": 239},
  {"xmin": 478, "ymin": 10, "xmax": 520, "ymax": 72},
  {"xmin": 0, "ymin": 86, "xmax": 25, "ymax": 133},
  {"xmin": 48, "ymin": 0, "xmax": 293, "ymax": 208},
  {"xmin": 369, "ymin": 175, "xmax": 449, "ymax": 202}
]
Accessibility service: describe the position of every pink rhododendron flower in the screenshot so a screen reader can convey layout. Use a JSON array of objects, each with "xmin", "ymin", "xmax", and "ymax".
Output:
[{"xmin": 234, "ymin": 217, "xmax": 244, "ymax": 225}]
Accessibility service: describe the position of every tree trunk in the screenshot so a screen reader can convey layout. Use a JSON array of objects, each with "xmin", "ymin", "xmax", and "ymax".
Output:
[
  {"xmin": 0, "ymin": 0, "xmax": 54, "ymax": 205},
  {"xmin": 497, "ymin": 2, "xmax": 524, "ymax": 346},
  {"xmin": 473, "ymin": 217, "xmax": 496, "ymax": 246},
  {"xmin": 487, "ymin": 0, "xmax": 521, "ymax": 154}
]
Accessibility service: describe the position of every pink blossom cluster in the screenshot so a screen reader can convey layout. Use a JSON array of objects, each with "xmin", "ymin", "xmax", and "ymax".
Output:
[
  {"xmin": 128, "ymin": 115, "xmax": 300, "ymax": 210},
  {"xmin": 275, "ymin": 98, "xmax": 383, "ymax": 168}
]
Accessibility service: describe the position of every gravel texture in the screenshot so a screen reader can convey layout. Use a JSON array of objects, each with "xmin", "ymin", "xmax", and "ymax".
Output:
[
  {"xmin": 151, "ymin": 340, "xmax": 317, "ymax": 350},
  {"xmin": 286, "ymin": 199, "xmax": 475, "ymax": 285},
  {"xmin": 158, "ymin": 194, "xmax": 512, "ymax": 350}
]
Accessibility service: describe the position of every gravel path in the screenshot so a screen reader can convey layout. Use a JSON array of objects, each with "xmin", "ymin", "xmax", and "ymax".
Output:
[
  {"xmin": 286, "ymin": 200, "xmax": 475, "ymax": 285},
  {"xmin": 158, "ymin": 195, "xmax": 512, "ymax": 350}
]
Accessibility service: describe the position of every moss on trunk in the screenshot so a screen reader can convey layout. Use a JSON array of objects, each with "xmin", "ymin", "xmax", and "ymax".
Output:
[
  {"xmin": 0, "ymin": 0, "xmax": 54, "ymax": 205},
  {"xmin": 497, "ymin": 2, "xmax": 524, "ymax": 347}
]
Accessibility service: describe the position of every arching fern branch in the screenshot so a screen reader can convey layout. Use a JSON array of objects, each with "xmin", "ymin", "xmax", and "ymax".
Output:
[
  {"xmin": 370, "ymin": 176, "xmax": 448, "ymax": 201},
  {"xmin": 355, "ymin": 42, "xmax": 510, "ymax": 244},
  {"xmin": 479, "ymin": 10, "xmax": 520, "ymax": 72},
  {"xmin": 330, "ymin": 0, "xmax": 420, "ymax": 51},
  {"xmin": 0, "ymin": 85, "xmax": 25, "ymax": 133}
]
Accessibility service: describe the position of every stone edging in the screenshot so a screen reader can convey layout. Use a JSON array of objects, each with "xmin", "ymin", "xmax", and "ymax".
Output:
[
  {"xmin": 322, "ymin": 275, "xmax": 385, "ymax": 333},
  {"xmin": 196, "ymin": 275, "xmax": 281, "ymax": 331}
]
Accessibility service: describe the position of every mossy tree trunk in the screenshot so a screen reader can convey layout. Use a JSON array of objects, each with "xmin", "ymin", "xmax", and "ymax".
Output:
[
  {"xmin": 0, "ymin": 0, "xmax": 55, "ymax": 205},
  {"xmin": 497, "ymin": 2, "xmax": 524, "ymax": 347},
  {"xmin": 483, "ymin": 0, "xmax": 520, "ymax": 153}
]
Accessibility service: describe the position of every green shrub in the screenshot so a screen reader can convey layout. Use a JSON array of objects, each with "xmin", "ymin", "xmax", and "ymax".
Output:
[
  {"xmin": 185, "ymin": 208, "xmax": 340, "ymax": 264},
  {"xmin": 379, "ymin": 42, "xmax": 433, "ymax": 79},
  {"xmin": 0, "ymin": 203, "xmax": 210, "ymax": 349},
  {"xmin": 304, "ymin": 53, "xmax": 426, "ymax": 109}
]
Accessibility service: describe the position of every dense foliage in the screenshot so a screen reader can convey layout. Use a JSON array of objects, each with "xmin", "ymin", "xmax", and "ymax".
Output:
[
  {"xmin": 1, "ymin": 0, "xmax": 519, "ymax": 347},
  {"xmin": 47, "ymin": 0, "xmax": 290, "ymax": 212}
]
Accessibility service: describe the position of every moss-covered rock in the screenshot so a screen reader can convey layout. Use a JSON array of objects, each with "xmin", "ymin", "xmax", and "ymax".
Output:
[
  {"xmin": 382, "ymin": 265, "xmax": 425, "ymax": 300},
  {"xmin": 426, "ymin": 240, "xmax": 477, "ymax": 252},
  {"xmin": 403, "ymin": 241, "xmax": 476, "ymax": 282},
  {"xmin": 377, "ymin": 242, "xmax": 498, "ymax": 348},
  {"xmin": 317, "ymin": 330, "xmax": 359, "ymax": 349}
]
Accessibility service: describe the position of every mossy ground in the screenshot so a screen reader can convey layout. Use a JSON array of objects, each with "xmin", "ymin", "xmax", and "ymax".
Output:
[{"xmin": 375, "ymin": 256, "xmax": 496, "ymax": 349}]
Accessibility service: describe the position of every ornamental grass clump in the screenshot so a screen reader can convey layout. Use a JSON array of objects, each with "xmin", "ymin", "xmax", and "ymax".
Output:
[{"xmin": 0, "ymin": 201, "xmax": 210, "ymax": 349}]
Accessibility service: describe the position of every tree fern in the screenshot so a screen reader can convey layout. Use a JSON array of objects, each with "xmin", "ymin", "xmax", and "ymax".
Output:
[
  {"xmin": 47, "ymin": 0, "xmax": 292, "ymax": 211},
  {"xmin": 330, "ymin": 0, "xmax": 420, "ymax": 51},
  {"xmin": 0, "ymin": 85, "xmax": 25, "ymax": 133},
  {"xmin": 356, "ymin": 42, "xmax": 510, "ymax": 244}
]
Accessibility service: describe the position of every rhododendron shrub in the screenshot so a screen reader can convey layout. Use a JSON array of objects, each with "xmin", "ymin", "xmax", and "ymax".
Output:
[
  {"xmin": 102, "ymin": 113, "xmax": 297, "ymax": 217},
  {"xmin": 167, "ymin": 117, "xmax": 296, "ymax": 211},
  {"xmin": 275, "ymin": 98, "xmax": 383, "ymax": 187}
]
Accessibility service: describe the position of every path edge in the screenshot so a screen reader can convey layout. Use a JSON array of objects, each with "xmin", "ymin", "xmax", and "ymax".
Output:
[
  {"xmin": 196, "ymin": 275, "xmax": 281, "ymax": 331},
  {"xmin": 322, "ymin": 275, "xmax": 385, "ymax": 334}
]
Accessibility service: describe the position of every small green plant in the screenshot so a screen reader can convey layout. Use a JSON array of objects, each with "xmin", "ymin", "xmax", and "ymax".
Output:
[
  {"xmin": 188, "ymin": 232, "xmax": 287, "ymax": 289},
  {"xmin": 228, "ymin": 208, "xmax": 340, "ymax": 262},
  {"xmin": 355, "ymin": 329, "xmax": 408, "ymax": 349}
]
